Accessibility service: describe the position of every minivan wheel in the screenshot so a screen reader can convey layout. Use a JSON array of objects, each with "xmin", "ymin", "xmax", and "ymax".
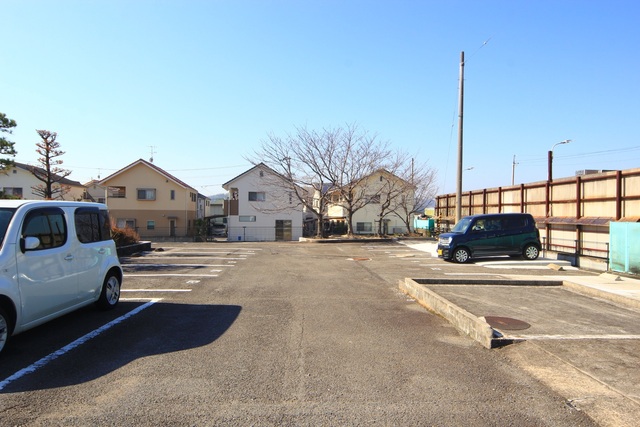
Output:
[
  {"xmin": 452, "ymin": 247, "xmax": 471, "ymax": 263},
  {"xmin": 0, "ymin": 306, "xmax": 11, "ymax": 354},
  {"xmin": 97, "ymin": 272, "xmax": 121, "ymax": 310},
  {"xmin": 523, "ymin": 244, "xmax": 540, "ymax": 260}
]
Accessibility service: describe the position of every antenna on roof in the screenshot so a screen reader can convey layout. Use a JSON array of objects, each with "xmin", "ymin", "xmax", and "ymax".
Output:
[{"xmin": 149, "ymin": 145, "xmax": 156, "ymax": 163}]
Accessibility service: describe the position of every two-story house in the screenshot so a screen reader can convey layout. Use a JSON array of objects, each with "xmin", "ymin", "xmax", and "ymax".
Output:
[
  {"xmin": 0, "ymin": 162, "xmax": 85, "ymax": 200},
  {"xmin": 324, "ymin": 169, "xmax": 414, "ymax": 235},
  {"xmin": 83, "ymin": 179, "xmax": 106, "ymax": 203},
  {"xmin": 99, "ymin": 159, "xmax": 204, "ymax": 238},
  {"xmin": 222, "ymin": 163, "xmax": 303, "ymax": 241}
]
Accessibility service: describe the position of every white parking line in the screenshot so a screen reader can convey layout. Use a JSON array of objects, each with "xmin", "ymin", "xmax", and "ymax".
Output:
[
  {"xmin": 507, "ymin": 334, "xmax": 640, "ymax": 341},
  {"xmin": 122, "ymin": 263, "xmax": 222, "ymax": 268},
  {"xmin": 124, "ymin": 274, "xmax": 219, "ymax": 277},
  {"xmin": 122, "ymin": 289, "xmax": 191, "ymax": 292},
  {"xmin": 127, "ymin": 256, "xmax": 248, "ymax": 261},
  {"xmin": 0, "ymin": 298, "xmax": 161, "ymax": 391}
]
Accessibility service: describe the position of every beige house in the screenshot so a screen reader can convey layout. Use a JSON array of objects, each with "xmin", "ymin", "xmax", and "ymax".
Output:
[
  {"xmin": 0, "ymin": 162, "xmax": 85, "ymax": 201},
  {"xmin": 99, "ymin": 159, "xmax": 203, "ymax": 238},
  {"xmin": 324, "ymin": 169, "xmax": 414, "ymax": 235},
  {"xmin": 83, "ymin": 179, "xmax": 106, "ymax": 203}
]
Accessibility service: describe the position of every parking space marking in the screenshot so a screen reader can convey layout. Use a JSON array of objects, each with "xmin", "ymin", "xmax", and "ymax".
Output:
[
  {"xmin": 128, "ymin": 256, "xmax": 249, "ymax": 261},
  {"xmin": 122, "ymin": 263, "xmax": 222, "ymax": 268},
  {"xmin": 0, "ymin": 298, "xmax": 161, "ymax": 392},
  {"xmin": 122, "ymin": 289, "xmax": 192, "ymax": 293},
  {"xmin": 124, "ymin": 274, "xmax": 219, "ymax": 277},
  {"xmin": 507, "ymin": 334, "xmax": 640, "ymax": 341}
]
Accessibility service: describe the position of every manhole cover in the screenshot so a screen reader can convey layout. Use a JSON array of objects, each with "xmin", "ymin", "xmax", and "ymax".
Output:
[{"xmin": 484, "ymin": 316, "xmax": 531, "ymax": 331}]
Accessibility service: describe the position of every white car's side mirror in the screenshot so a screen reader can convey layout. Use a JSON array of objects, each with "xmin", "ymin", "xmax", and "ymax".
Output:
[{"xmin": 23, "ymin": 236, "xmax": 41, "ymax": 251}]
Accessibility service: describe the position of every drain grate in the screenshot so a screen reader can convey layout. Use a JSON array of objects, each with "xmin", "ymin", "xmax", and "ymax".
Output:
[
  {"xmin": 484, "ymin": 316, "xmax": 531, "ymax": 331},
  {"xmin": 350, "ymin": 257, "xmax": 371, "ymax": 261}
]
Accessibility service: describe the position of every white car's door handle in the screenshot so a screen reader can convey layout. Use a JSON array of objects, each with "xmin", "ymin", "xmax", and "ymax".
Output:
[{"xmin": 64, "ymin": 254, "xmax": 74, "ymax": 261}]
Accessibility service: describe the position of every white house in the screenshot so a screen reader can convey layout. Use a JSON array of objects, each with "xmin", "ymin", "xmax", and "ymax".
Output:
[
  {"xmin": 222, "ymin": 163, "xmax": 303, "ymax": 241},
  {"xmin": 0, "ymin": 162, "xmax": 85, "ymax": 201}
]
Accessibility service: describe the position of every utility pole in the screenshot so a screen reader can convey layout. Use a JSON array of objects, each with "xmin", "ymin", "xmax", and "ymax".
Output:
[
  {"xmin": 455, "ymin": 51, "xmax": 464, "ymax": 223},
  {"xmin": 511, "ymin": 155, "xmax": 518, "ymax": 185}
]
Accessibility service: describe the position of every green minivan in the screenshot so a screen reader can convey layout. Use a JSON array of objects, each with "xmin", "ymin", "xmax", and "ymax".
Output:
[{"xmin": 437, "ymin": 213, "xmax": 542, "ymax": 263}]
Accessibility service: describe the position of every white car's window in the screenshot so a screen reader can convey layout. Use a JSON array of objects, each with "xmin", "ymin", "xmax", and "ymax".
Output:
[
  {"xmin": 22, "ymin": 208, "xmax": 67, "ymax": 250},
  {"xmin": 75, "ymin": 208, "xmax": 113, "ymax": 243},
  {"xmin": 0, "ymin": 208, "xmax": 16, "ymax": 247}
]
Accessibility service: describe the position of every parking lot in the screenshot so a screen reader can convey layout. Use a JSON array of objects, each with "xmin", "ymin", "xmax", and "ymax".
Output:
[{"xmin": 2, "ymin": 240, "xmax": 636, "ymax": 425}]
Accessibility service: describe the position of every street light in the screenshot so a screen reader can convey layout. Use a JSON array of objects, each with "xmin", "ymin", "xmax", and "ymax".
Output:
[{"xmin": 547, "ymin": 139, "xmax": 571, "ymax": 182}]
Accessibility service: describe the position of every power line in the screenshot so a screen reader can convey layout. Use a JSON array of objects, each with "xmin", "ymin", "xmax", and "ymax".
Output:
[{"xmin": 517, "ymin": 145, "xmax": 640, "ymax": 165}]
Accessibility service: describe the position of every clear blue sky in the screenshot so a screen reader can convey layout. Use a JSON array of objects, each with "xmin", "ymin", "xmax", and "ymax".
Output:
[{"xmin": 3, "ymin": 0, "xmax": 639, "ymax": 196}]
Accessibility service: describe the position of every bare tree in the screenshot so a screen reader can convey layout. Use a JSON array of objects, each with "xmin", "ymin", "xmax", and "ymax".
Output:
[
  {"xmin": 323, "ymin": 124, "xmax": 392, "ymax": 236},
  {"xmin": 30, "ymin": 130, "xmax": 72, "ymax": 199},
  {"xmin": 249, "ymin": 124, "xmax": 420, "ymax": 238},
  {"xmin": 0, "ymin": 112, "xmax": 18, "ymax": 173},
  {"xmin": 248, "ymin": 126, "xmax": 340, "ymax": 238}
]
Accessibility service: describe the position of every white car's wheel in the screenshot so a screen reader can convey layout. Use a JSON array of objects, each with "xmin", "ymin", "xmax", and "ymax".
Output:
[
  {"xmin": 97, "ymin": 272, "xmax": 121, "ymax": 310},
  {"xmin": 0, "ymin": 306, "xmax": 11, "ymax": 354}
]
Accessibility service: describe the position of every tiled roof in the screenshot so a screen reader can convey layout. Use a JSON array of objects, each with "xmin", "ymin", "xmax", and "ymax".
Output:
[
  {"xmin": 13, "ymin": 162, "xmax": 84, "ymax": 187},
  {"xmin": 98, "ymin": 158, "xmax": 196, "ymax": 190}
]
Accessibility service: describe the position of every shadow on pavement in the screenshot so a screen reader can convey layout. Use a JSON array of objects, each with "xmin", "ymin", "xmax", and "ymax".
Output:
[{"xmin": 1, "ymin": 302, "xmax": 241, "ymax": 393}]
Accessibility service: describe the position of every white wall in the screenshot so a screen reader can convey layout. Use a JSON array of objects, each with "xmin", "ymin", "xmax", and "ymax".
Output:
[{"xmin": 226, "ymin": 167, "xmax": 303, "ymax": 241}]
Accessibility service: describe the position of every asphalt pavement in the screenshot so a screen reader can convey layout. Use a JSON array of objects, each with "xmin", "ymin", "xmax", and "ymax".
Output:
[{"xmin": 400, "ymin": 240, "xmax": 640, "ymax": 427}]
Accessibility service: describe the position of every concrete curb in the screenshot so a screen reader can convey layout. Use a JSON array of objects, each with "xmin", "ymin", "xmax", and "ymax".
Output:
[
  {"xmin": 399, "ymin": 278, "xmax": 496, "ymax": 348},
  {"xmin": 117, "ymin": 241, "xmax": 152, "ymax": 257},
  {"xmin": 562, "ymin": 279, "xmax": 640, "ymax": 311}
]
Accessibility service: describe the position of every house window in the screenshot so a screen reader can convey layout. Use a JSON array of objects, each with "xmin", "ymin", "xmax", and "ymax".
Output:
[
  {"xmin": 170, "ymin": 190, "xmax": 175, "ymax": 200},
  {"xmin": 1, "ymin": 187, "xmax": 23, "ymax": 198},
  {"xmin": 248, "ymin": 192, "xmax": 266, "ymax": 202},
  {"xmin": 367, "ymin": 195, "xmax": 381, "ymax": 204},
  {"xmin": 137, "ymin": 188, "xmax": 156, "ymax": 200},
  {"xmin": 117, "ymin": 218, "xmax": 136, "ymax": 229},
  {"xmin": 108, "ymin": 186, "xmax": 126, "ymax": 198},
  {"xmin": 147, "ymin": 220, "xmax": 155, "ymax": 230},
  {"xmin": 356, "ymin": 222, "xmax": 373, "ymax": 233},
  {"xmin": 239, "ymin": 215, "xmax": 256, "ymax": 222}
]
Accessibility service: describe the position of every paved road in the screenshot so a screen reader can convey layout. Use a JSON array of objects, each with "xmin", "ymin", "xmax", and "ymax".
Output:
[{"xmin": 0, "ymin": 241, "xmax": 602, "ymax": 426}]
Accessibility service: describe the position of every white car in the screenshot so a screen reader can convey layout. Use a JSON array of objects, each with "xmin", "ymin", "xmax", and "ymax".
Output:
[{"xmin": 0, "ymin": 200, "xmax": 123, "ymax": 354}]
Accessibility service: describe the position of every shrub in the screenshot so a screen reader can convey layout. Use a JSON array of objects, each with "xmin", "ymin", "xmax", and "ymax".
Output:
[{"xmin": 111, "ymin": 227, "xmax": 140, "ymax": 247}]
